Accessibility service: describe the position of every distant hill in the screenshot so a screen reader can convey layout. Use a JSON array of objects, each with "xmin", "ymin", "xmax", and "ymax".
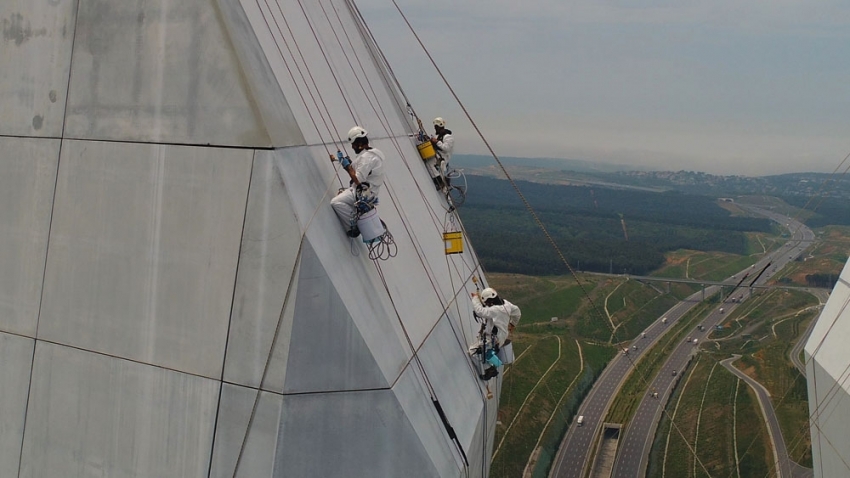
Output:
[
  {"xmin": 453, "ymin": 154, "xmax": 649, "ymax": 174},
  {"xmin": 453, "ymin": 154, "xmax": 850, "ymax": 200}
]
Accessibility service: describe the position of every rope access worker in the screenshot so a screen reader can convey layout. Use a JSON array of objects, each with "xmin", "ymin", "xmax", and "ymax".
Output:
[
  {"xmin": 331, "ymin": 126, "xmax": 386, "ymax": 237},
  {"xmin": 469, "ymin": 287, "xmax": 521, "ymax": 379},
  {"xmin": 428, "ymin": 117, "xmax": 454, "ymax": 190}
]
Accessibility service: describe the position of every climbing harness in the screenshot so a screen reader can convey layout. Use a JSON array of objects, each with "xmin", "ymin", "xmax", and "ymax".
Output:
[{"xmin": 467, "ymin": 277, "xmax": 501, "ymax": 402}]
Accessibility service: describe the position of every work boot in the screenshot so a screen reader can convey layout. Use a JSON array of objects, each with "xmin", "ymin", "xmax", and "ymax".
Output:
[{"xmin": 480, "ymin": 367, "xmax": 499, "ymax": 381}]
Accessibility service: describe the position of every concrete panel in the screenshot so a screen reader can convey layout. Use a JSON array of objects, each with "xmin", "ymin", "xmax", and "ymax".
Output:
[
  {"xmin": 65, "ymin": 0, "xmax": 271, "ymax": 146},
  {"xmin": 808, "ymin": 358, "xmax": 850, "ymax": 478},
  {"xmin": 804, "ymin": 259, "xmax": 850, "ymax": 377},
  {"xmin": 0, "ymin": 137, "xmax": 60, "ymax": 337},
  {"xmin": 0, "ymin": 332, "xmax": 34, "ymax": 478},
  {"xmin": 0, "ymin": 0, "xmax": 76, "ymax": 137},
  {"xmin": 19, "ymin": 341, "xmax": 220, "ymax": 478},
  {"xmin": 265, "ymin": 146, "xmax": 412, "ymax": 382},
  {"xmin": 273, "ymin": 387, "xmax": 440, "ymax": 477},
  {"xmin": 239, "ymin": 0, "xmax": 414, "ymax": 146},
  {"xmin": 394, "ymin": 361, "xmax": 471, "ymax": 477},
  {"xmin": 418, "ymin": 315, "xmax": 486, "ymax": 448},
  {"xmin": 209, "ymin": 384, "xmax": 283, "ymax": 478},
  {"xmin": 39, "ymin": 140, "xmax": 252, "ymax": 378},
  {"xmin": 223, "ymin": 154, "xmax": 302, "ymax": 391},
  {"xmin": 466, "ymin": 411, "xmax": 489, "ymax": 478},
  {"xmin": 283, "ymin": 239, "xmax": 388, "ymax": 393},
  {"xmin": 213, "ymin": 0, "xmax": 305, "ymax": 147}
]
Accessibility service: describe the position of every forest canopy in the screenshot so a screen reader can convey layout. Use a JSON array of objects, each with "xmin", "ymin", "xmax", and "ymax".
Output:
[{"xmin": 458, "ymin": 176, "xmax": 772, "ymax": 276}]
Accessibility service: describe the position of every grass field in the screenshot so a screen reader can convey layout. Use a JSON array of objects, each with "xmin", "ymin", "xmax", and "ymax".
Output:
[
  {"xmin": 605, "ymin": 299, "xmax": 715, "ymax": 425},
  {"xmin": 484, "ymin": 219, "xmax": 832, "ymax": 477},
  {"xmin": 489, "ymin": 337, "xmax": 617, "ymax": 478},
  {"xmin": 647, "ymin": 356, "xmax": 771, "ymax": 477},
  {"xmin": 650, "ymin": 249, "xmax": 762, "ymax": 282},
  {"xmin": 715, "ymin": 290, "xmax": 818, "ymax": 467}
]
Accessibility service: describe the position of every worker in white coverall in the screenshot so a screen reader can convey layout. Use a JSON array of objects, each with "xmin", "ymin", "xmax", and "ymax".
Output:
[
  {"xmin": 470, "ymin": 287, "xmax": 521, "ymax": 379},
  {"xmin": 428, "ymin": 117, "xmax": 454, "ymax": 190},
  {"xmin": 331, "ymin": 126, "xmax": 386, "ymax": 237}
]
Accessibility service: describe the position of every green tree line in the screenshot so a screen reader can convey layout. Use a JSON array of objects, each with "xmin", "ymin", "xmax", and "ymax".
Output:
[{"xmin": 458, "ymin": 176, "xmax": 772, "ymax": 275}]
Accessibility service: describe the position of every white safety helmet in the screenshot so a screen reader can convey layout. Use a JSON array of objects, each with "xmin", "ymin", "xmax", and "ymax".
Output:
[
  {"xmin": 348, "ymin": 126, "xmax": 368, "ymax": 144},
  {"xmin": 433, "ymin": 117, "xmax": 446, "ymax": 128},
  {"xmin": 480, "ymin": 288, "xmax": 498, "ymax": 302}
]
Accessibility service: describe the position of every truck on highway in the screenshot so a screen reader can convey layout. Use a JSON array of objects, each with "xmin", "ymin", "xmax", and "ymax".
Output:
[
  {"xmin": 577, "ymin": 416, "xmax": 584, "ymax": 426},
  {"xmin": 662, "ymin": 317, "xmax": 668, "ymax": 325}
]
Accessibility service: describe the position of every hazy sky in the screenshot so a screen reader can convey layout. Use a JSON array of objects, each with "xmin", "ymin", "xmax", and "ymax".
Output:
[{"xmin": 358, "ymin": 0, "xmax": 850, "ymax": 176}]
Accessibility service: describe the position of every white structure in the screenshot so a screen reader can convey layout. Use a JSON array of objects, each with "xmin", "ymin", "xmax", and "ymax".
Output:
[
  {"xmin": 805, "ymin": 259, "xmax": 850, "ymax": 477},
  {"xmin": 0, "ymin": 1, "xmax": 497, "ymax": 476}
]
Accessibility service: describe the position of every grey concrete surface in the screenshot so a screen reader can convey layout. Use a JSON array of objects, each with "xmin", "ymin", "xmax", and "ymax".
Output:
[
  {"xmin": 213, "ymin": 0, "xmax": 305, "ymax": 147},
  {"xmin": 0, "ymin": 137, "xmax": 59, "ymax": 337},
  {"xmin": 38, "ymin": 140, "xmax": 252, "ymax": 379},
  {"xmin": 0, "ymin": 332, "xmax": 33, "ymax": 478},
  {"xmin": 65, "ymin": 0, "xmax": 271, "ymax": 146},
  {"xmin": 0, "ymin": 0, "xmax": 76, "ymax": 137},
  {"xmin": 417, "ymin": 314, "xmax": 485, "ymax": 447},
  {"xmin": 209, "ymin": 384, "xmax": 284, "ymax": 478},
  {"xmin": 284, "ymin": 239, "xmax": 389, "ymax": 392},
  {"xmin": 273, "ymin": 385, "xmax": 441, "ymax": 477},
  {"xmin": 806, "ymin": 269, "xmax": 850, "ymax": 478},
  {"xmin": 20, "ymin": 341, "xmax": 219, "ymax": 478},
  {"xmin": 2, "ymin": 0, "xmax": 495, "ymax": 475},
  {"xmin": 238, "ymin": 0, "xmax": 413, "ymax": 146},
  {"xmin": 222, "ymin": 153, "xmax": 302, "ymax": 391}
]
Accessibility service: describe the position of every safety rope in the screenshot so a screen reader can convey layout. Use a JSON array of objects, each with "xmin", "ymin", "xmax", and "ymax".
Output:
[
  {"xmin": 379, "ymin": 4, "xmax": 850, "ymax": 473},
  {"xmin": 230, "ymin": 159, "xmax": 349, "ymax": 478},
  {"xmin": 381, "ymin": 2, "xmax": 726, "ymax": 475},
  {"xmin": 290, "ymin": 0, "xmax": 359, "ymax": 125},
  {"xmin": 374, "ymin": 261, "xmax": 469, "ymax": 474}
]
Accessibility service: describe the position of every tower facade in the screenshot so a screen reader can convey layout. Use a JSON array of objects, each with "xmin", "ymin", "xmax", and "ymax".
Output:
[
  {"xmin": 805, "ymin": 258, "xmax": 850, "ymax": 477},
  {"xmin": 0, "ymin": 1, "xmax": 495, "ymax": 476}
]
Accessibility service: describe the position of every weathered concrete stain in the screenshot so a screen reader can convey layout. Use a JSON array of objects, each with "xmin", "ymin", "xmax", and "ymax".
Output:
[
  {"xmin": 49, "ymin": 90, "xmax": 57, "ymax": 103},
  {"xmin": 3, "ymin": 13, "xmax": 48, "ymax": 45},
  {"xmin": 32, "ymin": 115, "xmax": 44, "ymax": 130}
]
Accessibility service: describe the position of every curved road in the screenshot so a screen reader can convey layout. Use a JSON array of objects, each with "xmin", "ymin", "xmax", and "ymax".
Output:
[
  {"xmin": 610, "ymin": 209, "xmax": 814, "ymax": 478},
  {"xmin": 790, "ymin": 289, "xmax": 830, "ymax": 376},
  {"xmin": 549, "ymin": 207, "xmax": 814, "ymax": 478}
]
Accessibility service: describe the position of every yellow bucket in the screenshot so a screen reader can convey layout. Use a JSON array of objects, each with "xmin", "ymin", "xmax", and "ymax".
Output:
[
  {"xmin": 444, "ymin": 231, "xmax": 463, "ymax": 255},
  {"xmin": 417, "ymin": 141, "xmax": 436, "ymax": 161}
]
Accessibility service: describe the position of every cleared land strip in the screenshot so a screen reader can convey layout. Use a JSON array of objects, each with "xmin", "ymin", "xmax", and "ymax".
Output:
[
  {"xmin": 722, "ymin": 355, "xmax": 790, "ymax": 478},
  {"xmin": 523, "ymin": 340, "xmax": 585, "ymax": 476},
  {"xmin": 609, "ymin": 209, "xmax": 813, "ymax": 477},
  {"xmin": 493, "ymin": 336, "xmax": 562, "ymax": 460}
]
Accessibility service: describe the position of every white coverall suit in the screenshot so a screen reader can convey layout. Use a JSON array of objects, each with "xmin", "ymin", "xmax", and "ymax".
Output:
[
  {"xmin": 426, "ymin": 131, "xmax": 454, "ymax": 180},
  {"xmin": 330, "ymin": 148, "xmax": 386, "ymax": 231},
  {"xmin": 471, "ymin": 295, "xmax": 521, "ymax": 348}
]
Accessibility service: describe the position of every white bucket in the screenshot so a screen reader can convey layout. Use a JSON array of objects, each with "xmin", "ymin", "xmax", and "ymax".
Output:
[
  {"xmin": 497, "ymin": 341, "xmax": 515, "ymax": 365},
  {"xmin": 357, "ymin": 208, "xmax": 385, "ymax": 243}
]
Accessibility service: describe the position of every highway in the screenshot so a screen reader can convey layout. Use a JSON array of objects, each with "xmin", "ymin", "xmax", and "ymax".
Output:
[
  {"xmin": 549, "ymin": 207, "xmax": 814, "ymax": 478},
  {"xmin": 610, "ymin": 209, "xmax": 814, "ymax": 477},
  {"xmin": 548, "ymin": 293, "xmax": 705, "ymax": 478}
]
